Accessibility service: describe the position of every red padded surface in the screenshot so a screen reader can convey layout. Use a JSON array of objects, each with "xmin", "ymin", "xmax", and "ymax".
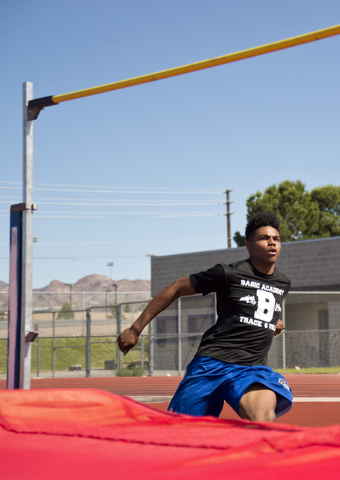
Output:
[{"xmin": 1, "ymin": 389, "xmax": 340, "ymax": 479}]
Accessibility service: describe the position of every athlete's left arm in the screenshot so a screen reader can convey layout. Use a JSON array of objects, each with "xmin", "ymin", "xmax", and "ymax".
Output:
[{"xmin": 274, "ymin": 319, "xmax": 285, "ymax": 336}]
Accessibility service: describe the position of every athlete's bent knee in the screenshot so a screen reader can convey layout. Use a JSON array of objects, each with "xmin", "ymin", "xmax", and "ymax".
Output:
[
  {"xmin": 238, "ymin": 404, "xmax": 276, "ymax": 422},
  {"xmin": 252, "ymin": 407, "xmax": 276, "ymax": 423},
  {"xmin": 238, "ymin": 383, "xmax": 277, "ymax": 422}
]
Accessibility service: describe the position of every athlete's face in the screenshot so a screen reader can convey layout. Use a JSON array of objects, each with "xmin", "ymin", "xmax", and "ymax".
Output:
[{"xmin": 246, "ymin": 226, "xmax": 281, "ymax": 272}]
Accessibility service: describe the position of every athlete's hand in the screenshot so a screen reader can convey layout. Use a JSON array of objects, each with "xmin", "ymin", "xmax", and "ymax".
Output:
[
  {"xmin": 274, "ymin": 319, "xmax": 285, "ymax": 336},
  {"xmin": 117, "ymin": 326, "xmax": 140, "ymax": 356}
]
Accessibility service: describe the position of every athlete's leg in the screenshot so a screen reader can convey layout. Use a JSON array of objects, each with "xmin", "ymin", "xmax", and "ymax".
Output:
[
  {"xmin": 168, "ymin": 374, "xmax": 225, "ymax": 417},
  {"xmin": 168, "ymin": 356, "xmax": 230, "ymax": 417},
  {"xmin": 238, "ymin": 383, "xmax": 277, "ymax": 422}
]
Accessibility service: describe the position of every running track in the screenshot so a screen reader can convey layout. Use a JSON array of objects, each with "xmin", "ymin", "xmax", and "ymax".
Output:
[{"xmin": 1, "ymin": 374, "xmax": 339, "ymax": 427}]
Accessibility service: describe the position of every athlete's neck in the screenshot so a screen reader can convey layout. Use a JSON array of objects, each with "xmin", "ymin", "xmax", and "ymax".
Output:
[{"xmin": 249, "ymin": 256, "xmax": 275, "ymax": 275}]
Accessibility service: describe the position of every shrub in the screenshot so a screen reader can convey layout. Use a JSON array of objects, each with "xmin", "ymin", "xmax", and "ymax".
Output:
[{"xmin": 57, "ymin": 302, "xmax": 75, "ymax": 319}]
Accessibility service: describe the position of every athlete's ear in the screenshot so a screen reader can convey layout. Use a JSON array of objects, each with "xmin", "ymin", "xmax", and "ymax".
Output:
[{"xmin": 246, "ymin": 241, "xmax": 253, "ymax": 254}]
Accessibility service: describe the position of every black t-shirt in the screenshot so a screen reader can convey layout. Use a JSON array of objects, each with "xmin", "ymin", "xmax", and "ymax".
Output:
[{"xmin": 189, "ymin": 259, "xmax": 291, "ymax": 366}]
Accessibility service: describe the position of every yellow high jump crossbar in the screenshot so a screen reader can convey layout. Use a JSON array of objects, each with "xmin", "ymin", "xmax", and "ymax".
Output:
[{"xmin": 28, "ymin": 23, "xmax": 340, "ymax": 118}]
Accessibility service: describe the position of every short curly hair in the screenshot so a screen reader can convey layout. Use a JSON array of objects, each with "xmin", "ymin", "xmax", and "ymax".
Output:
[{"xmin": 245, "ymin": 211, "xmax": 280, "ymax": 241}]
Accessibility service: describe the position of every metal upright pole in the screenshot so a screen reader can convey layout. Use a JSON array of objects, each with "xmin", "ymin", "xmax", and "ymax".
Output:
[
  {"xmin": 21, "ymin": 82, "xmax": 34, "ymax": 389},
  {"xmin": 86, "ymin": 307, "xmax": 91, "ymax": 377},
  {"xmin": 148, "ymin": 315, "xmax": 154, "ymax": 376},
  {"xmin": 178, "ymin": 298, "xmax": 182, "ymax": 375},
  {"xmin": 36, "ymin": 337, "xmax": 40, "ymax": 377},
  {"xmin": 282, "ymin": 299, "xmax": 286, "ymax": 369},
  {"xmin": 82, "ymin": 292, "xmax": 85, "ymax": 336},
  {"xmin": 141, "ymin": 335, "xmax": 144, "ymax": 369},
  {"xmin": 132, "ymin": 293, "xmax": 134, "ymax": 322},
  {"xmin": 116, "ymin": 303, "xmax": 122, "ymax": 369},
  {"xmin": 52, "ymin": 312, "xmax": 56, "ymax": 378}
]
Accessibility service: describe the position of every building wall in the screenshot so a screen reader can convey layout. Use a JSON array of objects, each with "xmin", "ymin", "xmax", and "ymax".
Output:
[{"xmin": 151, "ymin": 236, "xmax": 340, "ymax": 296}]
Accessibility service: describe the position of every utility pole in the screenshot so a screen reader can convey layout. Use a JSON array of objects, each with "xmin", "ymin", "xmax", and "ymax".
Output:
[{"xmin": 224, "ymin": 189, "xmax": 234, "ymax": 249}]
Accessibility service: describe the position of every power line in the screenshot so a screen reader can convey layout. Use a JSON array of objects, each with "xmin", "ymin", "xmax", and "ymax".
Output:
[
  {"xmin": 0, "ymin": 185, "xmax": 227, "ymax": 194},
  {"xmin": 0, "ymin": 213, "xmax": 246, "ymax": 219},
  {"xmin": 0, "ymin": 181, "xmax": 252, "ymax": 195},
  {"xmin": 0, "ymin": 237, "xmax": 229, "ymax": 246},
  {"xmin": 0, "ymin": 199, "xmax": 224, "ymax": 206},
  {"xmin": 36, "ymin": 214, "xmax": 227, "ymax": 219},
  {"xmin": 0, "ymin": 255, "xmax": 147, "ymax": 260},
  {"xmin": 0, "ymin": 196, "xmax": 21, "ymax": 199},
  {"xmin": 0, "ymin": 181, "xmax": 225, "ymax": 191},
  {"xmin": 0, "ymin": 191, "xmax": 249, "ymax": 199},
  {"xmin": 2, "ymin": 210, "xmax": 225, "ymax": 216},
  {"xmin": 39, "ymin": 201, "xmax": 224, "ymax": 206},
  {"xmin": 40, "ymin": 214, "xmax": 245, "ymax": 219},
  {"xmin": 0, "ymin": 199, "xmax": 246, "ymax": 208},
  {"xmin": 0, "ymin": 208, "xmax": 246, "ymax": 214}
]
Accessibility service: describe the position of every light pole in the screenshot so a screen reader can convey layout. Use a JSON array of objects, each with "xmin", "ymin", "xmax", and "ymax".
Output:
[
  {"xmin": 106, "ymin": 290, "xmax": 111, "ymax": 313},
  {"xmin": 107, "ymin": 262, "xmax": 114, "ymax": 303},
  {"xmin": 64, "ymin": 283, "xmax": 72, "ymax": 309},
  {"xmin": 223, "ymin": 189, "xmax": 234, "ymax": 248},
  {"xmin": 112, "ymin": 283, "xmax": 118, "ymax": 305}
]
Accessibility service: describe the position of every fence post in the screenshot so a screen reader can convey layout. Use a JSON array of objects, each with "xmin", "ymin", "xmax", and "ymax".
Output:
[
  {"xmin": 148, "ymin": 314, "xmax": 154, "ymax": 376},
  {"xmin": 132, "ymin": 292, "xmax": 134, "ymax": 323},
  {"xmin": 116, "ymin": 304, "xmax": 122, "ymax": 370},
  {"xmin": 37, "ymin": 337, "xmax": 40, "ymax": 377},
  {"xmin": 82, "ymin": 292, "xmax": 85, "ymax": 336},
  {"xmin": 282, "ymin": 299, "xmax": 286, "ymax": 369},
  {"xmin": 52, "ymin": 312, "xmax": 55, "ymax": 378},
  {"xmin": 178, "ymin": 298, "xmax": 182, "ymax": 375},
  {"xmin": 86, "ymin": 307, "xmax": 91, "ymax": 377}
]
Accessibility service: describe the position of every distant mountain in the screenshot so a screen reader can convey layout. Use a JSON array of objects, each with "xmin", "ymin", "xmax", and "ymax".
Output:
[
  {"xmin": 0, "ymin": 281, "xmax": 9, "ymax": 292},
  {"xmin": 0, "ymin": 275, "xmax": 150, "ymax": 310}
]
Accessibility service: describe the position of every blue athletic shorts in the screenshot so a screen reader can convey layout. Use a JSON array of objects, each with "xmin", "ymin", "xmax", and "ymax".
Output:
[{"xmin": 168, "ymin": 355, "xmax": 293, "ymax": 418}]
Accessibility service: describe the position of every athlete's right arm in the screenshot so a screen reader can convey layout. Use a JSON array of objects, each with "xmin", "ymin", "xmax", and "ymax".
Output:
[{"xmin": 117, "ymin": 276, "xmax": 196, "ymax": 356}]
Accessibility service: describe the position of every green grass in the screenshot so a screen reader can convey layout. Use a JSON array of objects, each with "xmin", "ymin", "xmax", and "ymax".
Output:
[
  {"xmin": 3, "ymin": 336, "xmax": 338, "ymax": 376},
  {"xmin": 0, "ymin": 336, "xmax": 149, "ymax": 374},
  {"xmin": 116, "ymin": 365, "xmax": 147, "ymax": 377},
  {"xmin": 275, "ymin": 367, "xmax": 340, "ymax": 374},
  {"xmin": 0, "ymin": 339, "xmax": 7, "ymax": 374}
]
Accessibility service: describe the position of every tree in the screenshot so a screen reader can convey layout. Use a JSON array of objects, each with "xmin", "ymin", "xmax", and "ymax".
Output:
[
  {"xmin": 57, "ymin": 302, "xmax": 75, "ymax": 319},
  {"xmin": 233, "ymin": 231, "xmax": 247, "ymax": 247},
  {"xmin": 124, "ymin": 303, "xmax": 131, "ymax": 313},
  {"xmin": 310, "ymin": 185, "xmax": 340, "ymax": 238},
  {"xmin": 233, "ymin": 181, "xmax": 340, "ymax": 246},
  {"xmin": 106, "ymin": 302, "xmax": 117, "ymax": 320}
]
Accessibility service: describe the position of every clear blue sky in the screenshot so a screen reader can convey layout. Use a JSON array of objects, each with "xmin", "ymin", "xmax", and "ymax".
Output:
[{"xmin": 1, "ymin": 1, "xmax": 340, "ymax": 288}]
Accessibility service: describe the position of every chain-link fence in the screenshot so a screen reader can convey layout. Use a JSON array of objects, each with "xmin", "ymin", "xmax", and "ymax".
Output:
[
  {"xmin": 0, "ymin": 301, "xmax": 151, "ymax": 379},
  {"xmin": 0, "ymin": 291, "xmax": 150, "ymax": 339},
  {"xmin": 0, "ymin": 291, "xmax": 339, "ymax": 379},
  {"xmin": 151, "ymin": 291, "xmax": 340, "ymax": 374}
]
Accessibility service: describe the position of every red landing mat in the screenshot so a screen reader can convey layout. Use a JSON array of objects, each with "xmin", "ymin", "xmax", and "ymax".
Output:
[{"xmin": 1, "ymin": 389, "xmax": 340, "ymax": 480}]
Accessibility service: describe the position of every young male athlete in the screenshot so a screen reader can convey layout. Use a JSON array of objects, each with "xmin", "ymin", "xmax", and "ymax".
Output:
[{"xmin": 118, "ymin": 211, "xmax": 293, "ymax": 422}]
